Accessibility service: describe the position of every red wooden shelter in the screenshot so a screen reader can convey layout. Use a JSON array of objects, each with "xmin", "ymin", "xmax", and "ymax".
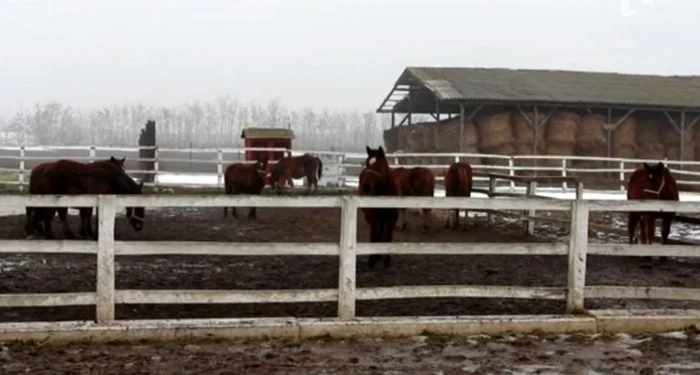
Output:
[{"xmin": 240, "ymin": 127, "xmax": 294, "ymax": 162}]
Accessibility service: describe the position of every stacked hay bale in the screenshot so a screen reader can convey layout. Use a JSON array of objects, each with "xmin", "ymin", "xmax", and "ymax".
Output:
[
  {"xmin": 611, "ymin": 116, "xmax": 637, "ymax": 159},
  {"xmin": 512, "ymin": 111, "xmax": 546, "ymax": 176},
  {"xmin": 396, "ymin": 125, "xmax": 416, "ymax": 165},
  {"xmin": 475, "ymin": 111, "xmax": 515, "ymax": 172},
  {"xmin": 573, "ymin": 113, "xmax": 607, "ymax": 176},
  {"xmin": 636, "ymin": 117, "xmax": 666, "ymax": 161},
  {"xmin": 382, "ymin": 127, "xmax": 399, "ymax": 154},
  {"xmin": 433, "ymin": 117, "xmax": 481, "ymax": 167},
  {"xmin": 663, "ymin": 119, "xmax": 694, "ymax": 164},
  {"xmin": 544, "ymin": 110, "xmax": 579, "ymax": 176}
]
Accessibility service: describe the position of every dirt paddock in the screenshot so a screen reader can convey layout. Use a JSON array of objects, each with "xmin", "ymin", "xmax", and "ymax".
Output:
[{"xmin": 0, "ymin": 205, "xmax": 699, "ymax": 324}]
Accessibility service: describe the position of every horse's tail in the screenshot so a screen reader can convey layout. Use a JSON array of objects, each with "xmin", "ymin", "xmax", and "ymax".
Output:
[{"xmin": 316, "ymin": 156, "xmax": 323, "ymax": 180}]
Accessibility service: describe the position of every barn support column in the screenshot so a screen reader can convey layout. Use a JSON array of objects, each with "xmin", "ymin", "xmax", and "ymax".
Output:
[
  {"xmin": 458, "ymin": 104, "xmax": 483, "ymax": 153},
  {"xmin": 515, "ymin": 106, "xmax": 555, "ymax": 175},
  {"xmin": 391, "ymin": 111, "xmax": 395, "ymax": 128},
  {"xmin": 407, "ymin": 87, "xmax": 413, "ymax": 126},
  {"xmin": 588, "ymin": 108, "xmax": 634, "ymax": 178},
  {"xmin": 433, "ymin": 97, "xmax": 441, "ymax": 121}
]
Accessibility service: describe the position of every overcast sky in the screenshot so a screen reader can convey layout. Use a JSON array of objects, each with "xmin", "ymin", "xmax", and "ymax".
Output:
[{"xmin": 1, "ymin": 0, "xmax": 697, "ymax": 117}]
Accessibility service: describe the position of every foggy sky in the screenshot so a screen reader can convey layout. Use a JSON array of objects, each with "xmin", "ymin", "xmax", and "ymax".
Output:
[{"xmin": 1, "ymin": 0, "xmax": 698, "ymax": 117}]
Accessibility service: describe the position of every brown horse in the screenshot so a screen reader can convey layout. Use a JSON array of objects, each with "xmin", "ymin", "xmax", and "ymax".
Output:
[
  {"xmin": 25, "ymin": 156, "xmax": 128, "ymax": 239},
  {"xmin": 392, "ymin": 166, "xmax": 435, "ymax": 232},
  {"xmin": 359, "ymin": 145, "xmax": 399, "ymax": 269},
  {"xmin": 268, "ymin": 153, "xmax": 323, "ymax": 194},
  {"xmin": 627, "ymin": 162, "xmax": 678, "ymax": 252},
  {"xmin": 223, "ymin": 155, "xmax": 269, "ymax": 219},
  {"xmin": 443, "ymin": 162, "xmax": 474, "ymax": 230},
  {"xmin": 27, "ymin": 157, "xmax": 144, "ymax": 240}
]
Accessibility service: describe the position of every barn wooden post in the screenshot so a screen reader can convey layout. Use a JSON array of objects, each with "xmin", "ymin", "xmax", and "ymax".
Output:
[
  {"xmin": 138, "ymin": 120, "xmax": 157, "ymax": 185},
  {"xmin": 459, "ymin": 104, "xmax": 465, "ymax": 153}
]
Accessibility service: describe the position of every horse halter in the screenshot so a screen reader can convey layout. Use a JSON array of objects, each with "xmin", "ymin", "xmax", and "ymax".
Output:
[{"xmin": 644, "ymin": 173, "xmax": 666, "ymax": 196}]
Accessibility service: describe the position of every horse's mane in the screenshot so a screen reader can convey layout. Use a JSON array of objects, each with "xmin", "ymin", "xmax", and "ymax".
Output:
[{"xmin": 83, "ymin": 168, "xmax": 141, "ymax": 194}]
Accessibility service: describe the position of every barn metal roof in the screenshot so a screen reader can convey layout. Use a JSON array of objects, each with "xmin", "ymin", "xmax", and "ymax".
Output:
[{"xmin": 377, "ymin": 67, "xmax": 700, "ymax": 113}]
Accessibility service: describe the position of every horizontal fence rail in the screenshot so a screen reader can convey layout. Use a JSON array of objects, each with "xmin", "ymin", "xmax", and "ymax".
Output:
[
  {"xmin": 2, "ymin": 145, "xmax": 700, "ymax": 191},
  {"xmin": 1, "ymin": 194, "xmax": 700, "ymax": 328}
]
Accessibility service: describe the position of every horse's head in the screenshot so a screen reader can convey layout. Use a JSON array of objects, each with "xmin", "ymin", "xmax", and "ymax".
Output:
[
  {"xmin": 254, "ymin": 155, "xmax": 269, "ymax": 177},
  {"xmin": 360, "ymin": 146, "xmax": 391, "ymax": 195},
  {"xmin": 643, "ymin": 162, "xmax": 667, "ymax": 196},
  {"xmin": 126, "ymin": 179, "xmax": 145, "ymax": 232},
  {"xmin": 109, "ymin": 156, "xmax": 126, "ymax": 170}
]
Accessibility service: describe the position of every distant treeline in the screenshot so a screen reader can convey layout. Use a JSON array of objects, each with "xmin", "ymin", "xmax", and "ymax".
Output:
[{"xmin": 0, "ymin": 98, "xmax": 434, "ymax": 152}]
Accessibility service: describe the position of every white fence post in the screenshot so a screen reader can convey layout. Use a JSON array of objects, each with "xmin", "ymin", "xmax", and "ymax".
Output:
[
  {"xmin": 567, "ymin": 199, "xmax": 589, "ymax": 314},
  {"xmin": 454, "ymin": 155, "xmax": 460, "ymax": 163},
  {"xmin": 89, "ymin": 146, "xmax": 96, "ymax": 162},
  {"xmin": 336, "ymin": 154, "xmax": 346, "ymax": 187},
  {"xmin": 153, "ymin": 147, "xmax": 160, "ymax": 188},
  {"xmin": 619, "ymin": 161, "xmax": 625, "ymax": 192},
  {"xmin": 524, "ymin": 181, "xmax": 537, "ymax": 235},
  {"xmin": 338, "ymin": 196, "xmax": 358, "ymax": 320},
  {"xmin": 508, "ymin": 158, "xmax": 515, "ymax": 191},
  {"xmin": 216, "ymin": 149, "xmax": 224, "ymax": 187},
  {"xmin": 487, "ymin": 176, "xmax": 496, "ymax": 225},
  {"xmin": 561, "ymin": 159, "xmax": 568, "ymax": 191},
  {"xmin": 96, "ymin": 195, "xmax": 117, "ymax": 323},
  {"xmin": 18, "ymin": 146, "xmax": 25, "ymax": 193}
]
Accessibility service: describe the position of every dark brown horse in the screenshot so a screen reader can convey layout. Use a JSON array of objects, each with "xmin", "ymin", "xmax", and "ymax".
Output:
[
  {"xmin": 443, "ymin": 162, "xmax": 474, "ymax": 230},
  {"xmin": 392, "ymin": 166, "xmax": 435, "ymax": 232},
  {"xmin": 269, "ymin": 153, "xmax": 323, "ymax": 194},
  {"xmin": 627, "ymin": 162, "xmax": 678, "ymax": 251},
  {"xmin": 223, "ymin": 155, "xmax": 269, "ymax": 219},
  {"xmin": 25, "ymin": 156, "xmax": 127, "ymax": 239},
  {"xmin": 359, "ymin": 145, "xmax": 399, "ymax": 269},
  {"xmin": 27, "ymin": 157, "xmax": 144, "ymax": 240}
]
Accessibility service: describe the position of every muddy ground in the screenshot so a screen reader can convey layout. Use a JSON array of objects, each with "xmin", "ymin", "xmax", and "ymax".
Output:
[
  {"xmin": 0, "ymin": 207, "xmax": 699, "ymax": 323},
  {"xmin": 2, "ymin": 331, "xmax": 700, "ymax": 374}
]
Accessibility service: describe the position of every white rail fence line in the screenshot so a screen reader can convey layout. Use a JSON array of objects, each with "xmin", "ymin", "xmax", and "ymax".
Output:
[
  {"xmin": 3, "ymin": 145, "xmax": 700, "ymax": 191},
  {"xmin": 1, "ymin": 194, "xmax": 700, "ymax": 337}
]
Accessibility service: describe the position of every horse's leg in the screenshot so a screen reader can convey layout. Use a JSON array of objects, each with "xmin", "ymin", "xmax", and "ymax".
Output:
[
  {"xmin": 367, "ymin": 220, "xmax": 382, "ymax": 269},
  {"xmin": 628, "ymin": 212, "xmax": 640, "ymax": 245},
  {"xmin": 445, "ymin": 208, "xmax": 452, "ymax": 229},
  {"xmin": 381, "ymin": 220, "xmax": 394, "ymax": 268},
  {"xmin": 644, "ymin": 213, "xmax": 656, "ymax": 245},
  {"xmin": 398, "ymin": 208, "xmax": 408, "ymax": 230},
  {"xmin": 40, "ymin": 207, "xmax": 57, "ymax": 239},
  {"xmin": 422, "ymin": 208, "xmax": 431, "ymax": 233},
  {"xmin": 24, "ymin": 207, "xmax": 35, "ymax": 238},
  {"xmin": 659, "ymin": 213, "xmax": 674, "ymax": 262},
  {"xmin": 223, "ymin": 184, "xmax": 232, "ymax": 217},
  {"xmin": 81, "ymin": 208, "xmax": 96, "ymax": 239},
  {"xmin": 56, "ymin": 207, "xmax": 76, "ymax": 239},
  {"xmin": 248, "ymin": 206, "xmax": 257, "ymax": 220}
]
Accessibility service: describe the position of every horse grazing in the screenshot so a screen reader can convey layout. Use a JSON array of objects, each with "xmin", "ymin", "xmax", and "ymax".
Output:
[
  {"xmin": 25, "ymin": 156, "xmax": 128, "ymax": 239},
  {"xmin": 392, "ymin": 166, "xmax": 435, "ymax": 232},
  {"xmin": 627, "ymin": 162, "xmax": 678, "ymax": 250},
  {"xmin": 27, "ymin": 157, "xmax": 144, "ymax": 240},
  {"xmin": 268, "ymin": 153, "xmax": 323, "ymax": 194},
  {"xmin": 223, "ymin": 155, "xmax": 269, "ymax": 219},
  {"xmin": 443, "ymin": 162, "xmax": 474, "ymax": 230},
  {"xmin": 358, "ymin": 145, "xmax": 399, "ymax": 269}
]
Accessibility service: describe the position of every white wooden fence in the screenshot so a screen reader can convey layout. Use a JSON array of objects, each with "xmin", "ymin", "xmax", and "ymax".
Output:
[
  {"xmin": 1, "ymin": 194, "xmax": 700, "ymax": 340},
  {"xmin": 3, "ymin": 145, "xmax": 700, "ymax": 191}
]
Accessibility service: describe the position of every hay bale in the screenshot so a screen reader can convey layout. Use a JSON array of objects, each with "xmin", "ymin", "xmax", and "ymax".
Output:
[
  {"xmin": 572, "ymin": 114, "xmax": 607, "ymax": 177},
  {"xmin": 543, "ymin": 142, "xmax": 575, "ymax": 175},
  {"xmin": 475, "ymin": 112, "xmax": 514, "ymax": 149},
  {"xmin": 576, "ymin": 114, "xmax": 606, "ymax": 153},
  {"xmin": 546, "ymin": 110, "xmax": 579, "ymax": 144},
  {"xmin": 382, "ymin": 127, "xmax": 399, "ymax": 153},
  {"xmin": 512, "ymin": 111, "xmax": 546, "ymax": 175},
  {"xmin": 612, "ymin": 116, "xmax": 637, "ymax": 157},
  {"xmin": 636, "ymin": 117, "xmax": 666, "ymax": 160},
  {"xmin": 434, "ymin": 117, "xmax": 481, "ymax": 166}
]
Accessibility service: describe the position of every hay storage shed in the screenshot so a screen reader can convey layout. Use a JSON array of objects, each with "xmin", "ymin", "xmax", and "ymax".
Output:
[
  {"xmin": 240, "ymin": 127, "xmax": 295, "ymax": 162},
  {"xmin": 377, "ymin": 66, "xmax": 700, "ymax": 183}
]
